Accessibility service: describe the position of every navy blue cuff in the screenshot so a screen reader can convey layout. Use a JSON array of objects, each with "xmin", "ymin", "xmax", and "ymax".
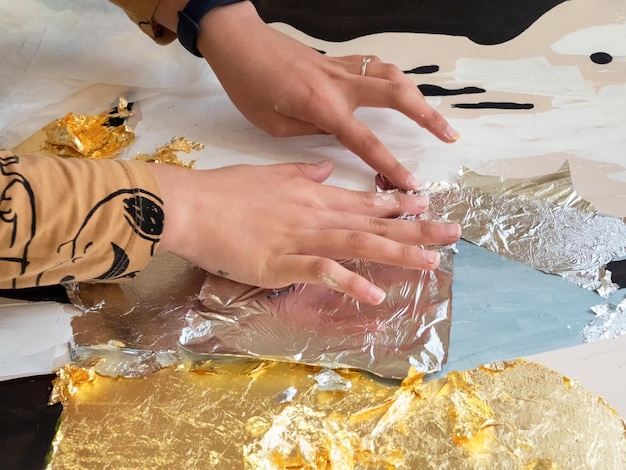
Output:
[{"xmin": 177, "ymin": 0, "xmax": 245, "ymax": 57}]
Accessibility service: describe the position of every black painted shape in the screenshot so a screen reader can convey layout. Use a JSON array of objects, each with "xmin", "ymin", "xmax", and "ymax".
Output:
[
  {"xmin": 606, "ymin": 259, "xmax": 626, "ymax": 288},
  {"xmin": 418, "ymin": 84, "xmax": 486, "ymax": 96},
  {"xmin": 0, "ymin": 375, "xmax": 61, "ymax": 470},
  {"xmin": 404, "ymin": 65, "xmax": 439, "ymax": 74},
  {"xmin": 590, "ymin": 52, "xmax": 613, "ymax": 65},
  {"xmin": 252, "ymin": 0, "xmax": 568, "ymax": 45},
  {"xmin": 453, "ymin": 102, "xmax": 534, "ymax": 110},
  {"xmin": 104, "ymin": 101, "xmax": 134, "ymax": 127},
  {"xmin": 0, "ymin": 285, "xmax": 70, "ymax": 303}
]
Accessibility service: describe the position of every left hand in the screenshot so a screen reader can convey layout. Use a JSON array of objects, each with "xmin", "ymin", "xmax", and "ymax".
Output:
[{"xmin": 155, "ymin": 1, "xmax": 460, "ymax": 190}]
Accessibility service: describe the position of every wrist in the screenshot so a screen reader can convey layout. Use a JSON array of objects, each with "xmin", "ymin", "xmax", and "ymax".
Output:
[
  {"xmin": 178, "ymin": 0, "xmax": 251, "ymax": 57},
  {"xmin": 197, "ymin": 1, "xmax": 260, "ymax": 56},
  {"xmin": 148, "ymin": 163, "xmax": 189, "ymax": 257}
]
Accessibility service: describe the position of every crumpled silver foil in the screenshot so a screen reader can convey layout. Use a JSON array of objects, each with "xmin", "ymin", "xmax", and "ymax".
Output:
[
  {"xmin": 424, "ymin": 162, "xmax": 626, "ymax": 296},
  {"xmin": 583, "ymin": 297, "xmax": 626, "ymax": 342},
  {"xmin": 183, "ymin": 255, "xmax": 453, "ymax": 378},
  {"xmin": 69, "ymin": 249, "xmax": 454, "ymax": 379}
]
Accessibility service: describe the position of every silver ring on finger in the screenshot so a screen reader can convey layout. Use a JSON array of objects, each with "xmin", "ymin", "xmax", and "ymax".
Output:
[{"xmin": 360, "ymin": 57, "xmax": 371, "ymax": 76}]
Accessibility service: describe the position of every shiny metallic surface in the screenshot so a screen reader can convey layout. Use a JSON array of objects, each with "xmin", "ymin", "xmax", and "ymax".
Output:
[
  {"xmin": 425, "ymin": 163, "xmax": 626, "ymax": 295},
  {"xmin": 583, "ymin": 297, "xmax": 626, "ymax": 342},
  {"xmin": 48, "ymin": 359, "xmax": 626, "ymax": 469},
  {"xmin": 69, "ymin": 249, "xmax": 454, "ymax": 379}
]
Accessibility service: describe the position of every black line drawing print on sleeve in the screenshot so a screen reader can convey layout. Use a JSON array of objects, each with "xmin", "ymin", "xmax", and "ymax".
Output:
[{"xmin": 0, "ymin": 154, "xmax": 36, "ymax": 289}]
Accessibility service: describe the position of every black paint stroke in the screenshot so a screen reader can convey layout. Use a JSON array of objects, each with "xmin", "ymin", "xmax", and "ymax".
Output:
[
  {"xmin": 404, "ymin": 65, "xmax": 439, "ymax": 74},
  {"xmin": 590, "ymin": 52, "xmax": 613, "ymax": 65},
  {"xmin": 0, "ymin": 285, "xmax": 70, "ymax": 303},
  {"xmin": 252, "ymin": 0, "xmax": 569, "ymax": 45},
  {"xmin": 606, "ymin": 259, "xmax": 626, "ymax": 289},
  {"xmin": 104, "ymin": 101, "xmax": 134, "ymax": 127},
  {"xmin": 418, "ymin": 84, "xmax": 486, "ymax": 96},
  {"xmin": 0, "ymin": 374, "xmax": 62, "ymax": 470},
  {"xmin": 452, "ymin": 102, "xmax": 534, "ymax": 110}
]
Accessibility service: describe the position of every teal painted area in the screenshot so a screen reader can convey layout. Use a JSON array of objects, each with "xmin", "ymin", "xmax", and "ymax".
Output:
[{"xmin": 435, "ymin": 240, "xmax": 626, "ymax": 376}]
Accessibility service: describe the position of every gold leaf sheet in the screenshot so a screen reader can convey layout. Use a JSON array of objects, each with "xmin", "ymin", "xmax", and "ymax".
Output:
[{"xmin": 48, "ymin": 359, "xmax": 626, "ymax": 469}]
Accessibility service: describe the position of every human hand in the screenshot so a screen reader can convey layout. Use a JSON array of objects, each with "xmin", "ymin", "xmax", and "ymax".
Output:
[
  {"xmin": 154, "ymin": 1, "xmax": 460, "ymax": 190},
  {"xmin": 150, "ymin": 160, "xmax": 460, "ymax": 305}
]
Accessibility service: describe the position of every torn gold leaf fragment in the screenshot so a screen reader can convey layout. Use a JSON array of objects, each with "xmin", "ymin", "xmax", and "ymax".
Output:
[
  {"xmin": 43, "ymin": 99, "xmax": 135, "ymax": 159},
  {"xmin": 134, "ymin": 137, "xmax": 203, "ymax": 168}
]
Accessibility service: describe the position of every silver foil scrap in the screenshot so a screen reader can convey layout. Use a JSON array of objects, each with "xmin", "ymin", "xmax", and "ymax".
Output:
[
  {"xmin": 69, "ymin": 249, "xmax": 454, "ymax": 379},
  {"xmin": 424, "ymin": 162, "xmax": 626, "ymax": 295},
  {"xmin": 583, "ymin": 296, "xmax": 626, "ymax": 342}
]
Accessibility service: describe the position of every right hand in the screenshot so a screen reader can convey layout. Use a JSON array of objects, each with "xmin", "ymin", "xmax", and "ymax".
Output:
[{"xmin": 151, "ymin": 160, "xmax": 461, "ymax": 305}]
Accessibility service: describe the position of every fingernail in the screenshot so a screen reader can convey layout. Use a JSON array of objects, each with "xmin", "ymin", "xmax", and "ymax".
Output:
[
  {"xmin": 406, "ymin": 175, "xmax": 423, "ymax": 191},
  {"xmin": 445, "ymin": 125, "xmax": 461, "ymax": 142},
  {"xmin": 314, "ymin": 158, "xmax": 334, "ymax": 166},
  {"xmin": 368, "ymin": 285, "xmax": 386, "ymax": 305},
  {"xmin": 424, "ymin": 250, "xmax": 441, "ymax": 267},
  {"xmin": 444, "ymin": 222, "xmax": 461, "ymax": 238},
  {"xmin": 415, "ymin": 195, "xmax": 429, "ymax": 209}
]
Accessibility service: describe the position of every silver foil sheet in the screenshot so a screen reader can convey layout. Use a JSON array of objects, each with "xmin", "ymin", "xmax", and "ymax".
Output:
[
  {"xmin": 424, "ymin": 162, "xmax": 626, "ymax": 295},
  {"xmin": 69, "ymin": 249, "xmax": 453, "ymax": 379}
]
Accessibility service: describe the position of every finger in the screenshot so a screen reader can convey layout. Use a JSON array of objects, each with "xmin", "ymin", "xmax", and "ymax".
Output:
[
  {"xmin": 328, "ymin": 55, "xmax": 384, "ymax": 76},
  {"xmin": 272, "ymin": 254, "xmax": 387, "ymax": 305},
  {"xmin": 347, "ymin": 73, "xmax": 460, "ymax": 144},
  {"xmin": 297, "ymin": 229, "xmax": 442, "ymax": 271},
  {"xmin": 310, "ymin": 212, "xmax": 461, "ymax": 246},
  {"xmin": 329, "ymin": 117, "xmax": 420, "ymax": 190},
  {"xmin": 351, "ymin": 60, "xmax": 423, "ymax": 94},
  {"xmin": 310, "ymin": 187, "xmax": 431, "ymax": 218},
  {"xmin": 272, "ymin": 161, "xmax": 428, "ymax": 215}
]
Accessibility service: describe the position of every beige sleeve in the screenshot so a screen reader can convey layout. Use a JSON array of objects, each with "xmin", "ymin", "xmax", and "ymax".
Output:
[
  {"xmin": 0, "ymin": 150, "xmax": 163, "ymax": 289},
  {"xmin": 108, "ymin": 0, "xmax": 177, "ymax": 44}
]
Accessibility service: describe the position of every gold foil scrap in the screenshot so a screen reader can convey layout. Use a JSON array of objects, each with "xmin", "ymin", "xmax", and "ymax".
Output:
[
  {"xmin": 48, "ymin": 364, "xmax": 96, "ymax": 405},
  {"xmin": 134, "ymin": 137, "xmax": 202, "ymax": 168},
  {"xmin": 43, "ymin": 99, "xmax": 135, "ymax": 159},
  {"xmin": 48, "ymin": 359, "xmax": 626, "ymax": 469}
]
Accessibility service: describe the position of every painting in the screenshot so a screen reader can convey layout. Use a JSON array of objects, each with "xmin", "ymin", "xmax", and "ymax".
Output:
[{"xmin": 1, "ymin": 1, "xmax": 626, "ymax": 467}]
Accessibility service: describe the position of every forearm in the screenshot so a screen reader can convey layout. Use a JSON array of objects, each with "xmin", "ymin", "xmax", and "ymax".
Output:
[{"xmin": 0, "ymin": 150, "xmax": 162, "ymax": 289}]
